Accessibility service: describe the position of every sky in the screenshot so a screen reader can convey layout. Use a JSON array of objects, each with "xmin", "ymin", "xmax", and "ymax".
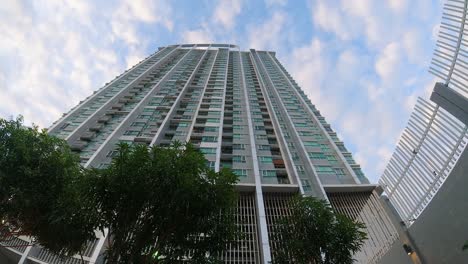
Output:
[{"xmin": 0, "ymin": 0, "xmax": 444, "ymax": 183}]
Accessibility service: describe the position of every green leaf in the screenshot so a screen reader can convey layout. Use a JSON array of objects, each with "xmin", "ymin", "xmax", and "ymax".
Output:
[{"xmin": 273, "ymin": 195, "xmax": 367, "ymax": 264}]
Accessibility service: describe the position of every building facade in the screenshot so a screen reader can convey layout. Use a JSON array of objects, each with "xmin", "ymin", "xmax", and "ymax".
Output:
[{"xmin": 1, "ymin": 44, "xmax": 398, "ymax": 264}]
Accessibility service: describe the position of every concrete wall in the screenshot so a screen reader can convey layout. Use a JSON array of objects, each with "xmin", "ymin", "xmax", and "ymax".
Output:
[{"xmin": 379, "ymin": 148, "xmax": 468, "ymax": 263}]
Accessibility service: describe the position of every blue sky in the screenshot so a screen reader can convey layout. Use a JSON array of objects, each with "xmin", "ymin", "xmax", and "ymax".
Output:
[{"xmin": 0, "ymin": 0, "xmax": 443, "ymax": 183}]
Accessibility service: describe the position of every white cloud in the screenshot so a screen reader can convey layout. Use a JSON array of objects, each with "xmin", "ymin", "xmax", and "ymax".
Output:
[
  {"xmin": 111, "ymin": 0, "xmax": 173, "ymax": 45},
  {"xmin": 0, "ymin": 1, "xmax": 127, "ymax": 127},
  {"xmin": 213, "ymin": 0, "xmax": 243, "ymax": 29},
  {"xmin": 312, "ymin": 1, "xmax": 350, "ymax": 40},
  {"xmin": 181, "ymin": 26, "xmax": 214, "ymax": 44},
  {"xmin": 0, "ymin": 0, "xmax": 442, "ymax": 185},
  {"xmin": 375, "ymin": 42, "xmax": 402, "ymax": 81},
  {"xmin": 265, "ymin": 0, "xmax": 287, "ymax": 7},
  {"xmin": 387, "ymin": 0, "xmax": 408, "ymax": 14},
  {"xmin": 402, "ymin": 29, "xmax": 426, "ymax": 65},
  {"xmin": 376, "ymin": 146, "xmax": 393, "ymax": 173},
  {"xmin": 248, "ymin": 12, "xmax": 286, "ymax": 51}
]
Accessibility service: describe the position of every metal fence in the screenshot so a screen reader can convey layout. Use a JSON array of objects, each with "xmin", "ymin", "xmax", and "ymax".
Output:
[
  {"xmin": 379, "ymin": 97, "xmax": 468, "ymax": 226},
  {"xmin": 328, "ymin": 191, "xmax": 399, "ymax": 264},
  {"xmin": 429, "ymin": 0, "xmax": 468, "ymax": 98}
]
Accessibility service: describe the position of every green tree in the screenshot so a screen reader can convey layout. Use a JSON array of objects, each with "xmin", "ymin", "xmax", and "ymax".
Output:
[
  {"xmin": 0, "ymin": 117, "xmax": 240, "ymax": 263},
  {"xmin": 274, "ymin": 195, "xmax": 367, "ymax": 264},
  {"xmin": 88, "ymin": 142, "xmax": 239, "ymax": 263},
  {"xmin": 0, "ymin": 117, "xmax": 98, "ymax": 256}
]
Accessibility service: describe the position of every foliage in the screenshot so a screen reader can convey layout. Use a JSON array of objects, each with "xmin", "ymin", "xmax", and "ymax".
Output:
[
  {"xmin": 274, "ymin": 195, "xmax": 367, "ymax": 264},
  {"xmin": 0, "ymin": 117, "xmax": 240, "ymax": 263},
  {"xmin": 89, "ymin": 141, "xmax": 239, "ymax": 263},
  {"xmin": 0, "ymin": 116, "xmax": 98, "ymax": 256},
  {"xmin": 463, "ymin": 240, "xmax": 468, "ymax": 251}
]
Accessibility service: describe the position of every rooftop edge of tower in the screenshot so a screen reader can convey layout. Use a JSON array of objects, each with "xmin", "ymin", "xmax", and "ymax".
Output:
[{"xmin": 158, "ymin": 44, "xmax": 276, "ymax": 56}]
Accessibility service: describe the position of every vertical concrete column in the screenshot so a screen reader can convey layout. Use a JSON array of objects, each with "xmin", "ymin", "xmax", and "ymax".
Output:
[{"xmin": 239, "ymin": 51, "xmax": 272, "ymax": 264}]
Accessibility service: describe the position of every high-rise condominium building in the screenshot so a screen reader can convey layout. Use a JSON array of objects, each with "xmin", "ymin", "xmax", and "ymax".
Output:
[{"xmin": 1, "ymin": 44, "xmax": 398, "ymax": 264}]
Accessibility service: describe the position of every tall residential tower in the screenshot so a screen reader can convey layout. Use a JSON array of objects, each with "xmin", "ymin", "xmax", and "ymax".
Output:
[{"xmin": 1, "ymin": 44, "xmax": 397, "ymax": 264}]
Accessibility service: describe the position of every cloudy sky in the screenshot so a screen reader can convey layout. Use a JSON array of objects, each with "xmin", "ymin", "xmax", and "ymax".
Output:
[{"xmin": 0, "ymin": 0, "xmax": 443, "ymax": 182}]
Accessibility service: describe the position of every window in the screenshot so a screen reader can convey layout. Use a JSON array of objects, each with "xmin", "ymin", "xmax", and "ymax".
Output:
[
  {"xmin": 353, "ymin": 168, "xmax": 364, "ymax": 177},
  {"xmin": 233, "ymin": 144, "xmax": 246, "ymax": 150},
  {"xmin": 298, "ymin": 131, "xmax": 313, "ymax": 136},
  {"xmin": 291, "ymin": 152, "xmax": 300, "ymax": 161},
  {"xmin": 295, "ymin": 122, "xmax": 307, "ymax": 127},
  {"xmin": 233, "ymin": 156, "xmax": 246, "ymax": 163},
  {"xmin": 233, "ymin": 134, "xmax": 244, "ymax": 139},
  {"xmin": 207, "ymin": 111, "xmax": 221, "ymax": 116},
  {"xmin": 98, "ymin": 163, "xmax": 110, "ymax": 169},
  {"xmin": 303, "ymin": 141, "xmax": 319, "ymax": 147},
  {"xmin": 259, "ymin": 156, "xmax": 273, "ymax": 163},
  {"xmin": 301, "ymin": 179, "xmax": 312, "ymax": 191},
  {"xmin": 124, "ymin": 130, "xmax": 139, "ymax": 136},
  {"xmin": 178, "ymin": 122, "xmax": 189, "ymax": 127},
  {"xmin": 138, "ymin": 114, "xmax": 151, "ymax": 119},
  {"xmin": 314, "ymin": 134, "xmax": 324, "ymax": 140},
  {"xmin": 255, "ymin": 125, "xmax": 265, "ymax": 130},
  {"xmin": 106, "ymin": 150, "xmax": 118, "ymax": 157},
  {"xmin": 334, "ymin": 168, "xmax": 346, "ymax": 177},
  {"xmin": 308, "ymin": 152, "xmax": 326, "ymax": 159},
  {"xmin": 206, "ymin": 161, "xmax": 216, "ymax": 170},
  {"xmin": 118, "ymin": 139, "xmax": 133, "ymax": 145},
  {"xmin": 204, "ymin": 127, "xmax": 219, "ymax": 132},
  {"xmin": 315, "ymin": 166, "xmax": 334, "ymax": 173},
  {"xmin": 326, "ymin": 155, "xmax": 338, "ymax": 164},
  {"xmin": 320, "ymin": 144, "xmax": 331, "ymax": 152},
  {"xmin": 337, "ymin": 144, "xmax": 348, "ymax": 152},
  {"xmin": 232, "ymin": 169, "xmax": 247, "ymax": 177},
  {"xmin": 200, "ymin": 148, "xmax": 216, "ymax": 154},
  {"xmin": 258, "ymin": 145, "xmax": 270, "ymax": 150},
  {"xmin": 60, "ymin": 123, "xmax": 70, "ymax": 130},
  {"xmin": 221, "ymin": 162, "xmax": 232, "ymax": 169},
  {"xmin": 233, "ymin": 125, "xmax": 244, "ymax": 131},
  {"xmin": 344, "ymin": 154, "xmax": 356, "ymax": 164},
  {"xmin": 202, "ymin": 136, "xmax": 218, "ymax": 142},
  {"xmin": 295, "ymin": 165, "xmax": 305, "ymax": 173},
  {"xmin": 256, "ymin": 134, "xmax": 267, "ymax": 140},
  {"xmin": 261, "ymin": 170, "xmax": 277, "ymax": 177},
  {"xmin": 206, "ymin": 118, "xmax": 220, "ymax": 123}
]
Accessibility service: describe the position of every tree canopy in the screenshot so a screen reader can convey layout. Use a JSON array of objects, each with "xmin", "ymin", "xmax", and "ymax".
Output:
[
  {"xmin": 90, "ymin": 141, "xmax": 239, "ymax": 263},
  {"xmin": 0, "ymin": 116, "xmax": 97, "ymax": 256},
  {"xmin": 0, "ymin": 117, "xmax": 239, "ymax": 263},
  {"xmin": 273, "ymin": 195, "xmax": 367, "ymax": 264}
]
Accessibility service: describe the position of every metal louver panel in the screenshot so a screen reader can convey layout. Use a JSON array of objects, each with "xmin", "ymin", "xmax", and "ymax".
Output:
[
  {"xmin": 328, "ymin": 191, "xmax": 399, "ymax": 264},
  {"xmin": 429, "ymin": 0, "xmax": 468, "ymax": 98},
  {"xmin": 379, "ymin": 97, "xmax": 468, "ymax": 226}
]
